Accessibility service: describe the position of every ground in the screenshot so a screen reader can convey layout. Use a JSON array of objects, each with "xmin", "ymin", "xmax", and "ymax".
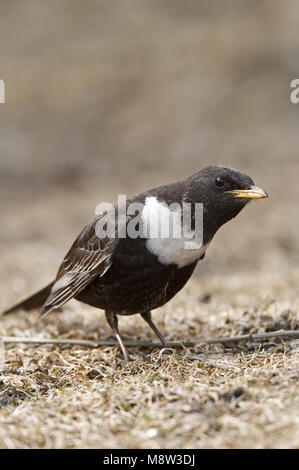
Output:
[
  {"xmin": 1, "ymin": 0, "xmax": 299, "ymax": 449},
  {"xmin": 1, "ymin": 269, "xmax": 298, "ymax": 449}
]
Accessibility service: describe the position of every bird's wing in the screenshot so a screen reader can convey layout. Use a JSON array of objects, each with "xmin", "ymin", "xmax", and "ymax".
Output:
[{"xmin": 41, "ymin": 209, "xmax": 127, "ymax": 315}]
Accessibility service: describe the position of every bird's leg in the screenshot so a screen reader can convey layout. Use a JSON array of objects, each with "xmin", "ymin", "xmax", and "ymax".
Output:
[
  {"xmin": 105, "ymin": 311, "xmax": 129, "ymax": 362},
  {"xmin": 140, "ymin": 311, "xmax": 169, "ymax": 347}
]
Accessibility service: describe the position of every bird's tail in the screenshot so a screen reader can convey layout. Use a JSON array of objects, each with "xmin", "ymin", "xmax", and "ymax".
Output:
[{"xmin": 1, "ymin": 282, "xmax": 54, "ymax": 316}]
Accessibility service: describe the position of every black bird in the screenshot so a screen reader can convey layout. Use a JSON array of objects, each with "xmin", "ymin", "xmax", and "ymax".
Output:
[{"xmin": 2, "ymin": 166, "xmax": 267, "ymax": 360}]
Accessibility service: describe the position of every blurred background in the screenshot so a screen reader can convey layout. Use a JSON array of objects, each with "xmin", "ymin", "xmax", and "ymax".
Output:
[{"xmin": 1, "ymin": 0, "xmax": 299, "ymax": 304}]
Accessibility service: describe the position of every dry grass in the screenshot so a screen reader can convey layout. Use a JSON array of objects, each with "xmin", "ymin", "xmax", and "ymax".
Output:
[
  {"xmin": 1, "ymin": 273, "xmax": 298, "ymax": 449},
  {"xmin": 1, "ymin": 0, "xmax": 299, "ymax": 449}
]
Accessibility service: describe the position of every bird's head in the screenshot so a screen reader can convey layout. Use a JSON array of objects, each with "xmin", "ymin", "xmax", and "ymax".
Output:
[{"xmin": 186, "ymin": 165, "xmax": 268, "ymax": 241}]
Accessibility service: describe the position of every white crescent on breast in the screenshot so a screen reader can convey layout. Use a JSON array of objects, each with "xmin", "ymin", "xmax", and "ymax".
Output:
[{"xmin": 141, "ymin": 196, "xmax": 208, "ymax": 268}]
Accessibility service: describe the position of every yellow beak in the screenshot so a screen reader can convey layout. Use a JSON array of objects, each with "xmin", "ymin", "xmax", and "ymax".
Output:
[{"xmin": 226, "ymin": 185, "xmax": 268, "ymax": 199}]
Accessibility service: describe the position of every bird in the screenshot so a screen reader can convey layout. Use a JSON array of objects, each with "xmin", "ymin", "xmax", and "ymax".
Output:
[{"xmin": 2, "ymin": 166, "xmax": 268, "ymax": 361}]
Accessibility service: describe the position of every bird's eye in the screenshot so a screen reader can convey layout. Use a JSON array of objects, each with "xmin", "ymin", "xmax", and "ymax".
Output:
[{"xmin": 215, "ymin": 176, "xmax": 225, "ymax": 188}]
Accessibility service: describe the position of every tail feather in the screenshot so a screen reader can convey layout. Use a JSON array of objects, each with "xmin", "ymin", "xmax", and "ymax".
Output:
[{"xmin": 2, "ymin": 282, "xmax": 55, "ymax": 316}]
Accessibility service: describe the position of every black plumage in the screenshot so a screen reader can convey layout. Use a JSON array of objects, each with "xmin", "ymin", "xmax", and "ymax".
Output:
[{"xmin": 2, "ymin": 165, "xmax": 267, "ymax": 360}]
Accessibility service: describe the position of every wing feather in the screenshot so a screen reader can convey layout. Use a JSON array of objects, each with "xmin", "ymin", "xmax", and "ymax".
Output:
[{"xmin": 41, "ymin": 210, "xmax": 127, "ymax": 315}]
